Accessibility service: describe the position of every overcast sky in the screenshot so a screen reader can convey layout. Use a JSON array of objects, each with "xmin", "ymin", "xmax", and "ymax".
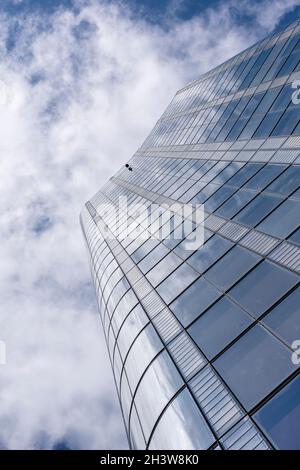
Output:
[{"xmin": 0, "ymin": 0, "xmax": 299, "ymax": 450}]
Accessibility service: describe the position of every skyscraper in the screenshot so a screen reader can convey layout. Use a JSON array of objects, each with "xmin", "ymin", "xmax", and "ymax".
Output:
[{"xmin": 81, "ymin": 20, "xmax": 300, "ymax": 450}]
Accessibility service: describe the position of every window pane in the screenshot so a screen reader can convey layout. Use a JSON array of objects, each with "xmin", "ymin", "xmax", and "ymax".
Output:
[
  {"xmin": 258, "ymin": 199, "xmax": 300, "ymax": 238},
  {"xmin": 205, "ymin": 185, "xmax": 237, "ymax": 212},
  {"xmin": 214, "ymin": 324, "xmax": 297, "ymax": 410},
  {"xmin": 157, "ymin": 263, "xmax": 199, "ymax": 304},
  {"xmin": 170, "ymin": 277, "xmax": 222, "ymax": 327},
  {"xmin": 205, "ymin": 245, "xmax": 261, "ymax": 291},
  {"xmin": 272, "ymin": 106, "xmax": 300, "ymax": 136},
  {"xmin": 188, "ymin": 296, "xmax": 253, "ymax": 359},
  {"xmin": 226, "ymin": 163, "xmax": 263, "ymax": 187},
  {"xmin": 117, "ymin": 304, "xmax": 149, "ymax": 360},
  {"xmin": 244, "ymin": 164, "xmax": 286, "ymax": 191},
  {"xmin": 133, "ymin": 350, "xmax": 184, "ymax": 442},
  {"xmin": 234, "ymin": 193, "xmax": 282, "ymax": 227},
  {"xmin": 267, "ymin": 166, "xmax": 300, "ymax": 197},
  {"xmin": 217, "ymin": 188, "xmax": 257, "ymax": 219},
  {"xmin": 146, "ymin": 252, "xmax": 182, "ymax": 287},
  {"xmin": 188, "ymin": 234, "xmax": 233, "ymax": 274},
  {"xmin": 110, "ymin": 288, "xmax": 138, "ymax": 334},
  {"xmin": 139, "ymin": 244, "xmax": 169, "ymax": 274},
  {"xmin": 253, "ymin": 111, "xmax": 282, "ymax": 138},
  {"xmin": 262, "ymin": 287, "xmax": 300, "ymax": 345},
  {"xmin": 289, "ymin": 227, "xmax": 300, "ymax": 245},
  {"xmin": 132, "ymin": 238, "xmax": 160, "ymax": 263},
  {"xmin": 149, "ymin": 389, "xmax": 215, "ymax": 450},
  {"xmin": 229, "ymin": 261, "xmax": 299, "ymax": 319},
  {"xmin": 123, "ymin": 324, "xmax": 163, "ymax": 394},
  {"xmin": 253, "ymin": 374, "xmax": 300, "ymax": 449}
]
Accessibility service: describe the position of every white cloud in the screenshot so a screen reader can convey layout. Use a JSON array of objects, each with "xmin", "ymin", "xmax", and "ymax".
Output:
[{"xmin": 0, "ymin": 0, "xmax": 297, "ymax": 449}]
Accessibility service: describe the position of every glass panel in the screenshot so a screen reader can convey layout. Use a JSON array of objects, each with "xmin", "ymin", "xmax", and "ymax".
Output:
[
  {"xmin": 106, "ymin": 277, "xmax": 130, "ymax": 314},
  {"xmin": 226, "ymin": 163, "xmax": 263, "ymax": 187},
  {"xmin": 272, "ymin": 106, "xmax": 300, "ymax": 136},
  {"xmin": 244, "ymin": 164, "xmax": 286, "ymax": 191},
  {"xmin": 214, "ymin": 324, "xmax": 297, "ymax": 410},
  {"xmin": 170, "ymin": 277, "xmax": 222, "ymax": 327},
  {"xmin": 174, "ymin": 228, "xmax": 213, "ymax": 259},
  {"xmin": 267, "ymin": 166, "xmax": 300, "ymax": 197},
  {"xmin": 110, "ymin": 288, "xmax": 138, "ymax": 334},
  {"xmin": 138, "ymin": 244, "xmax": 169, "ymax": 274},
  {"xmin": 229, "ymin": 261, "xmax": 298, "ymax": 319},
  {"xmin": 149, "ymin": 389, "xmax": 215, "ymax": 450},
  {"xmin": 133, "ymin": 350, "xmax": 184, "ymax": 443},
  {"xmin": 217, "ymin": 188, "xmax": 257, "ymax": 219},
  {"xmin": 289, "ymin": 227, "xmax": 300, "ymax": 245},
  {"xmin": 123, "ymin": 324, "xmax": 163, "ymax": 394},
  {"xmin": 157, "ymin": 263, "xmax": 199, "ymax": 305},
  {"xmin": 189, "ymin": 296, "xmax": 254, "ymax": 359},
  {"xmin": 205, "ymin": 185, "xmax": 237, "ymax": 212},
  {"xmin": 146, "ymin": 252, "xmax": 182, "ymax": 287},
  {"xmin": 262, "ymin": 287, "xmax": 300, "ymax": 345},
  {"xmin": 205, "ymin": 245, "xmax": 261, "ymax": 291},
  {"xmin": 188, "ymin": 234, "xmax": 233, "ymax": 274},
  {"xmin": 132, "ymin": 238, "xmax": 160, "ymax": 263},
  {"xmin": 257, "ymin": 199, "xmax": 300, "ymax": 239},
  {"xmin": 253, "ymin": 374, "xmax": 300, "ymax": 450},
  {"xmin": 234, "ymin": 193, "xmax": 282, "ymax": 227},
  {"xmin": 130, "ymin": 405, "xmax": 146, "ymax": 450},
  {"xmin": 117, "ymin": 304, "xmax": 149, "ymax": 360}
]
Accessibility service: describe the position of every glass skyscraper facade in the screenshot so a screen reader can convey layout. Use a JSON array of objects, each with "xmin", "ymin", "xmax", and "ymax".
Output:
[{"xmin": 81, "ymin": 20, "xmax": 300, "ymax": 450}]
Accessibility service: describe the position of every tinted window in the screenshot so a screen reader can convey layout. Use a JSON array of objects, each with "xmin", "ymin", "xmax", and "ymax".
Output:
[
  {"xmin": 157, "ymin": 263, "xmax": 199, "ymax": 304},
  {"xmin": 205, "ymin": 186, "xmax": 237, "ymax": 212},
  {"xmin": 226, "ymin": 163, "xmax": 263, "ymax": 187},
  {"xmin": 234, "ymin": 193, "xmax": 282, "ymax": 227},
  {"xmin": 254, "ymin": 374, "xmax": 300, "ymax": 449},
  {"xmin": 117, "ymin": 304, "xmax": 149, "ymax": 360},
  {"xmin": 229, "ymin": 261, "xmax": 298, "ymax": 319},
  {"xmin": 217, "ymin": 188, "xmax": 257, "ymax": 219},
  {"xmin": 258, "ymin": 199, "xmax": 300, "ymax": 238},
  {"xmin": 123, "ymin": 324, "xmax": 163, "ymax": 394},
  {"xmin": 146, "ymin": 252, "xmax": 182, "ymax": 287},
  {"xmin": 267, "ymin": 166, "xmax": 300, "ymax": 196},
  {"xmin": 139, "ymin": 244, "xmax": 169, "ymax": 274},
  {"xmin": 214, "ymin": 324, "xmax": 297, "ymax": 410},
  {"xmin": 289, "ymin": 227, "xmax": 300, "ymax": 245},
  {"xmin": 170, "ymin": 277, "xmax": 222, "ymax": 327},
  {"xmin": 205, "ymin": 245, "xmax": 261, "ymax": 291},
  {"xmin": 244, "ymin": 164, "xmax": 286, "ymax": 191},
  {"xmin": 188, "ymin": 235, "xmax": 233, "ymax": 274},
  {"xmin": 149, "ymin": 389, "xmax": 215, "ymax": 450},
  {"xmin": 188, "ymin": 296, "xmax": 253, "ymax": 359},
  {"xmin": 132, "ymin": 239, "xmax": 160, "ymax": 263},
  {"xmin": 262, "ymin": 287, "xmax": 300, "ymax": 344},
  {"xmin": 133, "ymin": 350, "xmax": 184, "ymax": 442}
]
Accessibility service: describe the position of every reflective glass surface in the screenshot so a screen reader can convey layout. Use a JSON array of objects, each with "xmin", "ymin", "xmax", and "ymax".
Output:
[
  {"xmin": 214, "ymin": 324, "xmax": 297, "ymax": 410},
  {"xmin": 133, "ymin": 350, "xmax": 184, "ymax": 443},
  {"xmin": 149, "ymin": 389, "xmax": 215, "ymax": 450},
  {"xmin": 262, "ymin": 287, "xmax": 300, "ymax": 345},
  {"xmin": 254, "ymin": 374, "xmax": 300, "ymax": 450},
  {"xmin": 229, "ymin": 261, "xmax": 298, "ymax": 319},
  {"xmin": 81, "ymin": 21, "xmax": 300, "ymax": 450},
  {"xmin": 189, "ymin": 296, "xmax": 253, "ymax": 359},
  {"xmin": 205, "ymin": 245, "xmax": 261, "ymax": 291},
  {"xmin": 170, "ymin": 277, "xmax": 222, "ymax": 327}
]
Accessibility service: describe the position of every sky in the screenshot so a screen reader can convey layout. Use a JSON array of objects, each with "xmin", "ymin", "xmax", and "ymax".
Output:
[{"xmin": 0, "ymin": 0, "xmax": 299, "ymax": 451}]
